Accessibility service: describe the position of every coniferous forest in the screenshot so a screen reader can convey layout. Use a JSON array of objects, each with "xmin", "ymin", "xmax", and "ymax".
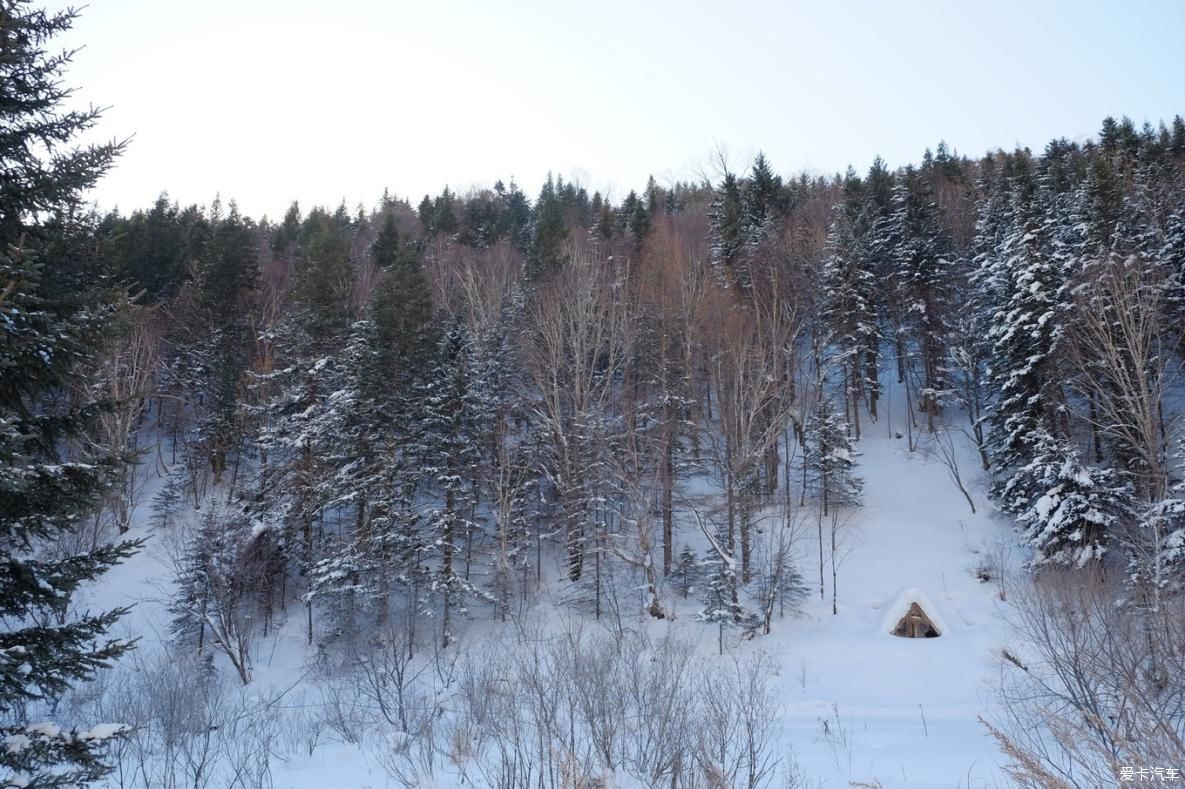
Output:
[{"xmin": 4, "ymin": 3, "xmax": 1185, "ymax": 787}]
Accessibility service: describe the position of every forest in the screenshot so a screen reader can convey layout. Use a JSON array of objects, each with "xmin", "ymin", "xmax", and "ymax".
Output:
[{"xmin": 3, "ymin": 3, "xmax": 1185, "ymax": 787}]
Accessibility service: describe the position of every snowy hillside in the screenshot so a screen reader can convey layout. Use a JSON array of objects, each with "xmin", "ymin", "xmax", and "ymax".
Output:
[
  {"xmin": 6, "ymin": 17, "xmax": 1184, "ymax": 783},
  {"xmin": 66, "ymin": 377, "xmax": 1021, "ymax": 789}
]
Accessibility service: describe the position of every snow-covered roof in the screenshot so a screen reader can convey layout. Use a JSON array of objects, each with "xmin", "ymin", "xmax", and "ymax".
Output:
[{"xmin": 880, "ymin": 586, "xmax": 949, "ymax": 636}]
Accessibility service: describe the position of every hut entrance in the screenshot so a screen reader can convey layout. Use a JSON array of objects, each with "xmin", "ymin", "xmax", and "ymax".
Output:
[{"xmin": 892, "ymin": 602, "xmax": 940, "ymax": 638}]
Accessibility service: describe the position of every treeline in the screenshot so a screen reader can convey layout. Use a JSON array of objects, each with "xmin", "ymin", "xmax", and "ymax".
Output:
[{"xmin": 75, "ymin": 115, "xmax": 1185, "ymax": 678}]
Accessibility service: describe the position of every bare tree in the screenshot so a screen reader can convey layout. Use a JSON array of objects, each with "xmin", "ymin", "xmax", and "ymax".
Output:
[
  {"xmin": 606, "ymin": 412, "xmax": 667, "ymax": 619},
  {"xmin": 926, "ymin": 427, "xmax": 977, "ymax": 514},
  {"xmin": 521, "ymin": 246, "xmax": 628, "ymax": 582},
  {"xmin": 632, "ymin": 213, "xmax": 711, "ymax": 575},
  {"xmin": 81, "ymin": 306, "xmax": 160, "ymax": 532},
  {"xmin": 1066, "ymin": 256, "xmax": 1180, "ymax": 599},
  {"xmin": 1068, "ymin": 256, "xmax": 1176, "ymax": 503},
  {"xmin": 171, "ymin": 505, "xmax": 276, "ymax": 685},
  {"xmin": 753, "ymin": 508, "xmax": 808, "ymax": 634},
  {"xmin": 984, "ymin": 568, "xmax": 1185, "ymax": 788},
  {"xmin": 488, "ymin": 408, "xmax": 535, "ymax": 622},
  {"xmin": 705, "ymin": 279, "xmax": 800, "ymax": 584}
]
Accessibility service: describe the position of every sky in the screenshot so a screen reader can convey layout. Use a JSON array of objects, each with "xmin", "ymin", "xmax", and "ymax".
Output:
[{"xmin": 46, "ymin": 0, "xmax": 1185, "ymax": 221}]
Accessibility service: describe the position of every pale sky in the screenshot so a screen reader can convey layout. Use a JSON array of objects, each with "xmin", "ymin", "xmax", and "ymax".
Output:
[{"xmin": 49, "ymin": 0, "xmax": 1185, "ymax": 220}]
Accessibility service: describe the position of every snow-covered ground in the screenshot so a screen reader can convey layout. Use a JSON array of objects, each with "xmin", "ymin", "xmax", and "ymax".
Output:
[
  {"xmin": 79, "ymin": 385, "xmax": 1021, "ymax": 788},
  {"xmin": 769, "ymin": 416, "xmax": 1014, "ymax": 788}
]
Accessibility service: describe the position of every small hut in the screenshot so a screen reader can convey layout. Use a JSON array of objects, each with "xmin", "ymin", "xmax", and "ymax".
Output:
[{"xmin": 891, "ymin": 601, "xmax": 940, "ymax": 638}]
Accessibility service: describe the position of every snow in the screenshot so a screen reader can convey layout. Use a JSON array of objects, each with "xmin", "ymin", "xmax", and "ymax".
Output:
[
  {"xmin": 760, "ymin": 407, "xmax": 1013, "ymax": 787},
  {"xmin": 24, "ymin": 722, "xmax": 61, "ymax": 739},
  {"xmin": 76, "ymin": 723, "xmax": 130, "ymax": 742},
  {"xmin": 878, "ymin": 587, "xmax": 950, "ymax": 636},
  {"xmin": 67, "ymin": 380, "xmax": 1020, "ymax": 788},
  {"xmin": 3, "ymin": 734, "xmax": 31, "ymax": 754}
]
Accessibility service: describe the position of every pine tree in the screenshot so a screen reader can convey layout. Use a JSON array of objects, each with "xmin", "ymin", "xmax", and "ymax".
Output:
[
  {"xmin": 1010, "ymin": 431, "xmax": 1128, "ymax": 568},
  {"xmin": 822, "ymin": 169, "xmax": 879, "ymax": 433},
  {"xmin": 1162, "ymin": 206, "xmax": 1185, "ymax": 324},
  {"xmin": 886, "ymin": 166, "xmax": 951, "ymax": 430},
  {"xmin": 697, "ymin": 553, "xmax": 743, "ymax": 655},
  {"xmin": 432, "ymin": 186, "xmax": 459, "ymax": 237},
  {"xmin": 167, "ymin": 505, "xmax": 266, "ymax": 684},
  {"xmin": 273, "ymin": 201, "xmax": 302, "ymax": 260},
  {"xmin": 195, "ymin": 204, "xmax": 259, "ymax": 485},
  {"xmin": 626, "ymin": 189, "xmax": 651, "ymax": 247},
  {"xmin": 370, "ymin": 210, "xmax": 402, "ymax": 271},
  {"xmin": 301, "ymin": 320, "xmax": 398, "ymax": 630},
  {"xmin": 495, "ymin": 178, "xmax": 532, "ymax": 251},
  {"xmin": 297, "ymin": 217, "xmax": 355, "ymax": 344},
  {"xmin": 709, "ymin": 171, "xmax": 745, "ymax": 287},
  {"xmin": 419, "ymin": 322, "xmax": 491, "ymax": 647},
  {"xmin": 527, "ymin": 175, "xmax": 567, "ymax": 279},
  {"xmin": 673, "ymin": 545, "xmax": 699, "ymax": 599},
  {"xmin": 744, "ymin": 152, "xmax": 784, "ymax": 240},
  {"xmin": 986, "ymin": 220, "xmax": 1068, "ymax": 498},
  {"xmin": 804, "ymin": 395, "xmax": 862, "ymax": 514},
  {"xmin": 1136, "ymin": 445, "xmax": 1185, "ymax": 592},
  {"xmin": 370, "ymin": 216, "xmax": 435, "ymax": 383},
  {"xmin": 1, "ymin": 4, "xmax": 139, "ymax": 784},
  {"xmin": 169, "ymin": 526, "xmax": 213, "ymax": 654}
]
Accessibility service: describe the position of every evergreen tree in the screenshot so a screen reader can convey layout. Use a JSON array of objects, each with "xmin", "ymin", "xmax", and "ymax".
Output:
[
  {"xmin": 1136, "ymin": 448, "xmax": 1185, "ymax": 592},
  {"xmin": 297, "ymin": 321, "xmax": 404, "ymax": 640},
  {"xmin": 986, "ymin": 220, "xmax": 1068, "ymax": 499},
  {"xmin": 1171, "ymin": 116, "xmax": 1185, "ymax": 157},
  {"xmin": 744, "ymin": 152, "xmax": 783, "ymax": 234},
  {"xmin": 886, "ymin": 166, "xmax": 951, "ymax": 429},
  {"xmin": 592, "ymin": 196, "xmax": 615, "ymax": 241},
  {"xmin": 495, "ymin": 178, "xmax": 532, "ymax": 251},
  {"xmin": 419, "ymin": 322, "xmax": 492, "ymax": 647},
  {"xmin": 1, "ymin": 4, "xmax": 139, "ymax": 784},
  {"xmin": 1009, "ymin": 431, "xmax": 1128, "ymax": 567},
  {"xmin": 297, "ymin": 216, "xmax": 354, "ymax": 344},
  {"xmin": 527, "ymin": 175, "xmax": 567, "ymax": 279},
  {"xmin": 272, "ymin": 200, "xmax": 302, "ymax": 260},
  {"xmin": 196, "ymin": 204, "xmax": 259, "ymax": 483},
  {"xmin": 822, "ymin": 168, "xmax": 879, "ymax": 431},
  {"xmin": 1164, "ymin": 207, "xmax": 1185, "ymax": 324},
  {"xmin": 370, "ymin": 227, "xmax": 435, "ymax": 383},
  {"xmin": 697, "ymin": 552, "xmax": 743, "ymax": 655},
  {"xmin": 708, "ymin": 171, "xmax": 745, "ymax": 287},
  {"xmin": 673, "ymin": 545, "xmax": 699, "ymax": 599},
  {"xmin": 169, "ymin": 524, "xmax": 213, "ymax": 654},
  {"xmin": 432, "ymin": 186, "xmax": 458, "ymax": 237},
  {"xmin": 626, "ymin": 189, "xmax": 651, "ymax": 246},
  {"xmin": 370, "ymin": 210, "xmax": 402, "ymax": 271},
  {"xmin": 99, "ymin": 194, "xmax": 209, "ymax": 301},
  {"xmin": 804, "ymin": 395, "xmax": 862, "ymax": 513}
]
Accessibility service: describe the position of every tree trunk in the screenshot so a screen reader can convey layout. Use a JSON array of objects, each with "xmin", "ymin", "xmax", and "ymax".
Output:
[{"xmin": 662, "ymin": 432, "xmax": 674, "ymax": 576}]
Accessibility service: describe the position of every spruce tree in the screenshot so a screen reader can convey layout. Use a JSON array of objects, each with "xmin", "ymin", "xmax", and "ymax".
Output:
[
  {"xmin": 297, "ymin": 217, "xmax": 354, "ymax": 344},
  {"xmin": 1161, "ymin": 206, "xmax": 1185, "ymax": 324},
  {"xmin": 986, "ymin": 220, "xmax": 1067, "ymax": 501},
  {"xmin": 370, "ymin": 224, "xmax": 435, "ymax": 385},
  {"xmin": 744, "ymin": 152, "xmax": 784, "ymax": 236},
  {"xmin": 822, "ymin": 169, "xmax": 879, "ymax": 432},
  {"xmin": 708, "ymin": 171, "xmax": 745, "ymax": 286},
  {"xmin": 886, "ymin": 166, "xmax": 950, "ymax": 429},
  {"xmin": 1010, "ymin": 431, "xmax": 1128, "ymax": 568},
  {"xmin": 195, "ymin": 203, "xmax": 259, "ymax": 485},
  {"xmin": 805, "ymin": 395, "xmax": 862, "ymax": 514},
  {"xmin": 527, "ymin": 175, "xmax": 567, "ymax": 279},
  {"xmin": 1, "ymin": 3, "xmax": 139, "ymax": 784},
  {"xmin": 673, "ymin": 545, "xmax": 699, "ymax": 599},
  {"xmin": 419, "ymin": 322, "xmax": 491, "ymax": 647},
  {"xmin": 697, "ymin": 553, "xmax": 743, "ymax": 655}
]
